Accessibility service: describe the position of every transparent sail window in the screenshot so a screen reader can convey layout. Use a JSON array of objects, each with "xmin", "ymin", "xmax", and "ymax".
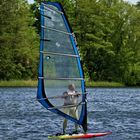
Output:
[
  {"xmin": 44, "ymin": 79, "xmax": 83, "ymax": 120},
  {"xmin": 43, "ymin": 54, "xmax": 81, "ymax": 79},
  {"xmin": 42, "ymin": 28, "xmax": 75, "ymax": 54},
  {"xmin": 41, "ymin": 5, "xmax": 67, "ymax": 32}
]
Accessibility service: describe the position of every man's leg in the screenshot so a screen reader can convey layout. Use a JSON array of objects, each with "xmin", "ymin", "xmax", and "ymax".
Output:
[
  {"xmin": 63, "ymin": 118, "xmax": 67, "ymax": 134},
  {"xmin": 63, "ymin": 108, "xmax": 69, "ymax": 134},
  {"xmin": 71, "ymin": 108, "xmax": 79, "ymax": 133},
  {"xmin": 75, "ymin": 109, "xmax": 79, "ymax": 132}
]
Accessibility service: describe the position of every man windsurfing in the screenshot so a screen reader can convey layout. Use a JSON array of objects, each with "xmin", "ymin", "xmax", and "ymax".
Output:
[{"xmin": 63, "ymin": 84, "xmax": 80, "ymax": 134}]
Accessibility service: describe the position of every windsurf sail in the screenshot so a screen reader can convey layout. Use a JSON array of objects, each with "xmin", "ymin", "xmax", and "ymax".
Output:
[{"xmin": 37, "ymin": 2, "xmax": 87, "ymax": 132}]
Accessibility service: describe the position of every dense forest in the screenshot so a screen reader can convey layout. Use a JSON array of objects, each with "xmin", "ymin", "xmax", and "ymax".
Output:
[{"xmin": 0, "ymin": 0, "xmax": 140, "ymax": 86}]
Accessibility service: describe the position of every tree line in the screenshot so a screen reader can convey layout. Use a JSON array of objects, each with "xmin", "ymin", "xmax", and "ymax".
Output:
[
  {"xmin": 0, "ymin": 0, "xmax": 140, "ymax": 86},
  {"xmin": 0, "ymin": 0, "xmax": 39, "ymax": 80}
]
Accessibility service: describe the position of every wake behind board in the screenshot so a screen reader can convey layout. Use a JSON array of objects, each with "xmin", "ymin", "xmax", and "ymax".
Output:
[{"xmin": 48, "ymin": 132, "xmax": 112, "ymax": 139}]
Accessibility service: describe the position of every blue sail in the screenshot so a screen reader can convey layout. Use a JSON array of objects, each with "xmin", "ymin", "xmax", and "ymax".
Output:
[{"xmin": 37, "ymin": 2, "xmax": 87, "ymax": 132}]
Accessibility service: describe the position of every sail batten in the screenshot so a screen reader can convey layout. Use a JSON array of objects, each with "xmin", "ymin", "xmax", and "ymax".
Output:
[
  {"xmin": 38, "ymin": 93, "xmax": 84, "ymax": 100},
  {"xmin": 40, "ymin": 12, "xmax": 51, "ymax": 19},
  {"xmin": 40, "ymin": 51, "xmax": 79, "ymax": 57},
  {"xmin": 41, "ymin": 26, "xmax": 72, "ymax": 35},
  {"xmin": 38, "ymin": 77, "xmax": 84, "ymax": 80},
  {"xmin": 40, "ymin": 38, "xmax": 51, "ymax": 41},
  {"xmin": 42, "ymin": 3, "xmax": 64, "ymax": 14}
]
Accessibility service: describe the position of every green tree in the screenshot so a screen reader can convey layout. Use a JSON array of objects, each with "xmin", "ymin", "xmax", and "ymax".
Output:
[
  {"xmin": 0, "ymin": 0, "xmax": 39, "ymax": 80},
  {"xmin": 30, "ymin": 0, "xmax": 140, "ymax": 86},
  {"xmin": 72, "ymin": 0, "xmax": 140, "ymax": 85}
]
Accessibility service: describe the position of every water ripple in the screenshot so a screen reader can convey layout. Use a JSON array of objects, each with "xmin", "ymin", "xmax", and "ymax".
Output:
[{"xmin": 0, "ymin": 88, "xmax": 140, "ymax": 140}]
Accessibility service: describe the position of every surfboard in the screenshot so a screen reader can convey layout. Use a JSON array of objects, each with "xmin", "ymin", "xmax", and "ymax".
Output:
[{"xmin": 48, "ymin": 132, "xmax": 112, "ymax": 139}]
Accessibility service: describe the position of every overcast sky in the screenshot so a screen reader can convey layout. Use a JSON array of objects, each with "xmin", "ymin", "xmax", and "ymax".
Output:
[
  {"xmin": 27, "ymin": 0, "xmax": 139, "ymax": 4},
  {"xmin": 28, "ymin": 0, "xmax": 34, "ymax": 4},
  {"xmin": 124, "ymin": 0, "xmax": 139, "ymax": 4}
]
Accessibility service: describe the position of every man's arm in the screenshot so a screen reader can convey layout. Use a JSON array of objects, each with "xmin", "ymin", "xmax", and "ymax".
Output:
[
  {"xmin": 62, "ymin": 91, "xmax": 68, "ymax": 99},
  {"xmin": 73, "ymin": 91, "xmax": 81, "ymax": 97}
]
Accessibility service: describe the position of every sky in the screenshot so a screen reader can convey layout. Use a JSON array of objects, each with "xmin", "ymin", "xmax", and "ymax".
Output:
[
  {"xmin": 28, "ymin": 0, "xmax": 34, "ymax": 4},
  {"xmin": 124, "ymin": 0, "xmax": 139, "ymax": 4},
  {"xmin": 27, "ymin": 0, "xmax": 139, "ymax": 4}
]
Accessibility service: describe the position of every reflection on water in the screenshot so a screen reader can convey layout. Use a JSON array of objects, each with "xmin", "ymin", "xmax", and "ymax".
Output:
[{"xmin": 0, "ymin": 88, "xmax": 140, "ymax": 140}]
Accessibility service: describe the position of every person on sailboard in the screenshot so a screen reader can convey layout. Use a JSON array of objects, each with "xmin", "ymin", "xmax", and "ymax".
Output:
[{"xmin": 62, "ymin": 84, "xmax": 80, "ymax": 134}]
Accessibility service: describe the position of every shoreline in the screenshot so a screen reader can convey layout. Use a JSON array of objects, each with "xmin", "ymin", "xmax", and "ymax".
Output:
[
  {"xmin": 86, "ymin": 81, "xmax": 125, "ymax": 88},
  {"xmin": 0, "ymin": 80, "xmax": 127, "ymax": 88},
  {"xmin": 0, "ymin": 80, "xmax": 37, "ymax": 87}
]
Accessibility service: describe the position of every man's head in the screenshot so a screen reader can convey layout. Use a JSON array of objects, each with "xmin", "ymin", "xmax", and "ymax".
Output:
[{"xmin": 68, "ymin": 84, "xmax": 75, "ymax": 91}]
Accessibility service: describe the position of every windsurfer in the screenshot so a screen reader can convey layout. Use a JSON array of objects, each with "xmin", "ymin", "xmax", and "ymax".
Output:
[{"xmin": 62, "ymin": 84, "xmax": 80, "ymax": 134}]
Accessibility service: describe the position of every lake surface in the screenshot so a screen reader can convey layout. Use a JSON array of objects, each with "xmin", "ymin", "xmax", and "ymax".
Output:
[{"xmin": 0, "ymin": 88, "xmax": 140, "ymax": 140}]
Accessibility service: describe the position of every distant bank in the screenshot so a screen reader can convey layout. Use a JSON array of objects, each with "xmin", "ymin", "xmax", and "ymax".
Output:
[
  {"xmin": 0, "ymin": 80, "xmax": 125, "ymax": 87},
  {"xmin": 0, "ymin": 80, "xmax": 37, "ymax": 87}
]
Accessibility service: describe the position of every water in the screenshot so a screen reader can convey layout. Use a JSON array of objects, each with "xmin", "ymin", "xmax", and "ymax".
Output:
[{"xmin": 0, "ymin": 88, "xmax": 140, "ymax": 140}]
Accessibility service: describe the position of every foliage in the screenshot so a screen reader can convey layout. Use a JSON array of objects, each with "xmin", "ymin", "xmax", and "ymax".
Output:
[
  {"xmin": 0, "ymin": 80, "xmax": 37, "ymax": 87},
  {"xmin": 86, "ymin": 80, "xmax": 124, "ymax": 88},
  {"xmin": 66, "ymin": 0, "xmax": 140, "ymax": 86},
  {"xmin": 0, "ymin": 0, "xmax": 39, "ymax": 80},
  {"xmin": 0, "ymin": 80, "xmax": 124, "ymax": 87},
  {"xmin": 1, "ymin": 0, "xmax": 140, "ymax": 86}
]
